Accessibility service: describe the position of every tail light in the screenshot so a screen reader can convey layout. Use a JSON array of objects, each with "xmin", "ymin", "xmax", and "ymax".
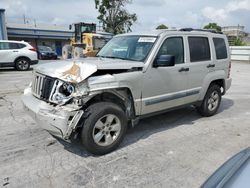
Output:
[
  {"xmin": 29, "ymin": 48, "xmax": 37, "ymax": 52},
  {"xmin": 228, "ymin": 61, "xmax": 231, "ymax": 78}
]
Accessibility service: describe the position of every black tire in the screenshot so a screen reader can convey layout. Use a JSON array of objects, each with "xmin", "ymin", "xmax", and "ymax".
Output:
[
  {"xmin": 81, "ymin": 102, "xmax": 127, "ymax": 155},
  {"xmin": 15, "ymin": 57, "xmax": 30, "ymax": 71},
  {"xmin": 197, "ymin": 84, "xmax": 222, "ymax": 117}
]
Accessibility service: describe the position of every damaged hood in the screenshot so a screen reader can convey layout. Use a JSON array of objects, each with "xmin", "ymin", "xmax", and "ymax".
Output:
[{"xmin": 34, "ymin": 57, "xmax": 144, "ymax": 83}]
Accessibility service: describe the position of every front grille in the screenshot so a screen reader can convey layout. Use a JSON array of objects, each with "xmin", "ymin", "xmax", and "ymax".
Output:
[{"xmin": 32, "ymin": 72, "xmax": 55, "ymax": 101}]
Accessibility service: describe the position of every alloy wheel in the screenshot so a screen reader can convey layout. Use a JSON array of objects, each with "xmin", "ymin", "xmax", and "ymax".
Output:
[{"xmin": 92, "ymin": 114, "xmax": 121, "ymax": 146}]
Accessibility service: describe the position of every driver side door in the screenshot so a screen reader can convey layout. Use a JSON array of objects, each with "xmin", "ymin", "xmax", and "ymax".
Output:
[{"xmin": 141, "ymin": 36, "xmax": 190, "ymax": 115}]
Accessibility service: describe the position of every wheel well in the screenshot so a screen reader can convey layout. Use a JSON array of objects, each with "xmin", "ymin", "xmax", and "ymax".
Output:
[
  {"xmin": 209, "ymin": 79, "xmax": 225, "ymax": 94},
  {"xmin": 85, "ymin": 88, "xmax": 135, "ymax": 119},
  {"xmin": 14, "ymin": 56, "xmax": 31, "ymax": 63}
]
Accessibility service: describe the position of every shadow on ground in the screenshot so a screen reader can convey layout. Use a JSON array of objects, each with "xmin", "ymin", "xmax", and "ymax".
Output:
[{"xmin": 56, "ymin": 98, "xmax": 234, "ymax": 157}]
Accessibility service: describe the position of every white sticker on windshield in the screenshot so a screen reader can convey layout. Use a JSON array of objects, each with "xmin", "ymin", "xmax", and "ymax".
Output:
[{"xmin": 138, "ymin": 37, "xmax": 156, "ymax": 43}]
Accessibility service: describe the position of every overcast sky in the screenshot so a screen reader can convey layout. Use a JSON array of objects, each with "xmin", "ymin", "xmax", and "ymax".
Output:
[{"xmin": 1, "ymin": 0, "xmax": 250, "ymax": 32}]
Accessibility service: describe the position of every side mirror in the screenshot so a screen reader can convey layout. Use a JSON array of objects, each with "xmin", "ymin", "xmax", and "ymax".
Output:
[
  {"xmin": 69, "ymin": 25, "xmax": 72, "ymax": 30},
  {"xmin": 154, "ymin": 55, "xmax": 175, "ymax": 67}
]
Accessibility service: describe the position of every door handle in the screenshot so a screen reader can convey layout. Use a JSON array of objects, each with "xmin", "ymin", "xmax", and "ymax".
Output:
[
  {"xmin": 207, "ymin": 64, "xmax": 215, "ymax": 68},
  {"xmin": 179, "ymin": 67, "xmax": 189, "ymax": 72},
  {"xmin": 13, "ymin": 50, "xmax": 18, "ymax": 52}
]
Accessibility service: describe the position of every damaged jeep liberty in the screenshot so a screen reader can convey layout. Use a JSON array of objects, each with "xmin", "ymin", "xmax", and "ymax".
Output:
[{"xmin": 22, "ymin": 28, "xmax": 232, "ymax": 155}]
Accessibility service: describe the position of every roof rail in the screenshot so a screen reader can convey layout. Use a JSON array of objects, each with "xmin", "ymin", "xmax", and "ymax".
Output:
[{"xmin": 179, "ymin": 28, "xmax": 223, "ymax": 34}]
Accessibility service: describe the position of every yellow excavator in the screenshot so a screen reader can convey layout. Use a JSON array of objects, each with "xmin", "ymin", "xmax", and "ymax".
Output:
[{"xmin": 62, "ymin": 22, "xmax": 113, "ymax": 59}]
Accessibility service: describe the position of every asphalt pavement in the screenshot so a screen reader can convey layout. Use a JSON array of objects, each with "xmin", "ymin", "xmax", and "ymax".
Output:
[{"xmin": 0, "ymin": 60, "xmax": 249, "ymax": 188}]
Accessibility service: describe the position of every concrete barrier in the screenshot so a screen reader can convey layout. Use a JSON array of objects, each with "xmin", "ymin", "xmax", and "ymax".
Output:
[{"xmin": 230, "ymin": 46, "xmax": 250, "ymax": 61}]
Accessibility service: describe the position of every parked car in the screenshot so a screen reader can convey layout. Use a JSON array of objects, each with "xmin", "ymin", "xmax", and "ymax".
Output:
[
  {"xmin": 22, "ymin": 28, "xmax": 232, "ymax": 155},
  {"xmin": 0, "ymin": 40, "xmax": 38, "ymax": 71},
  {"xmin": 202, "ymin": 147, "xmax": 250, "ymax": 188},
  {"xmin": 37, "ymin": 45, "xmax": 58, "ymax": 60}
]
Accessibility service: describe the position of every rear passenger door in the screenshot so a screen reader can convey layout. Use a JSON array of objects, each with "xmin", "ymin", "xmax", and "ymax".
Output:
[
  {"xmin": 184, "ymin": 36, "xmax": 213, "ymax": 103},
  {"xmin": 0, "ymin": 42, "xmax": 20, "ymax": 63}
]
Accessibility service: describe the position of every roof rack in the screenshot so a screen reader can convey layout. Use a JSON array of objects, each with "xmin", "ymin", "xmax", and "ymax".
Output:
[{"xmin": 179, "ymin": 28, "xmax": 223, "ymax": 34}]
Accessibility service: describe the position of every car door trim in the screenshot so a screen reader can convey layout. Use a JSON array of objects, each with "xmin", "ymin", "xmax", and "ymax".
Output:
[{"xmin": 143, "ymin": 87, "xmax": 201, "ymax": 106}]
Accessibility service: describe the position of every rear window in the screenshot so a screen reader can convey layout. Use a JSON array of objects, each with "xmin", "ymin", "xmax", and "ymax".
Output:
[
  {"xmin": 9, "ymin": 43, "xmax": 26, "ymax": 49},
  {"xmin": 213, "ymin": 38, "xmax": 228, "ymax": 59},
  {"xmin": 188, "ymin": 37, "xmax": 211, "ymax": 62}
]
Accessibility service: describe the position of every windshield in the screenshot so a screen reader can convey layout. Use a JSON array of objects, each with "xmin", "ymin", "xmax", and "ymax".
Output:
[
  {"xmin": 97, "ymin": 35, "xmax": 157, "ymax": 62},
  {"xmin": 38, "ymin": 46, "xmax": 53, "ymax": 52}
]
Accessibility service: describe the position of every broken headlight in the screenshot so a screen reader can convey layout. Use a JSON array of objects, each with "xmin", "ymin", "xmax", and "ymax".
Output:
[
  {"xmin": 50, "ymin": 80, "xmax": 89, "ymax": 105},
  {"xmin": 59, "ymin": 82, "xmax": 75, "ymax": 96},
  {"xmin": 50, "ymin": 80, "xmax": 75, "ymax": 105}
]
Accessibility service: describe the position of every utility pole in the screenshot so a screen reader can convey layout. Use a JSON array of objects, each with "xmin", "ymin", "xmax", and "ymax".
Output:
[
  {"xmin": 237, "ymin": 24, "xmax": 239, "ymax": 40},
  {"xmin": 23, "ymin": 14, "xmax": 26, "ymax": 24}
]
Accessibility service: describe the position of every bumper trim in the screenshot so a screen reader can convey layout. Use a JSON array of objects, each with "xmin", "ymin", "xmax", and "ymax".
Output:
[{"xmin": 224, "ymin": 77, "xmax": 232, "ymax": 94}]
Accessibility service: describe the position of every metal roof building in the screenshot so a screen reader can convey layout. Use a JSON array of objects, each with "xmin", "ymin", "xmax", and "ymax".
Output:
[
  {"xmin": 7, "ymin": 23, "xmax": 73, "ymax": 40},
  {"xmin": 6, "ymin": 23, "xmax": 73, "ymax": 56}
]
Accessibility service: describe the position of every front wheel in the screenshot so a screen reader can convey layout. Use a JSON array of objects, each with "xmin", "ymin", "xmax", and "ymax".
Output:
[
  {"xmin": 197, "ymin": 84, "xmax": 222, "ymax": 117},
  {"xmin": 81, "ymin": 102, "xmax": 127, "ymax": 155}
]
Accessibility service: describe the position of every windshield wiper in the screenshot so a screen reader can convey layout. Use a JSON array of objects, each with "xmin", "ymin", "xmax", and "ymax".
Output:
[
  {"xmin": 97, "ymin": 55, "xmax": 138, "ymax": 61},
  {"xmin": 97, "ymin": 55, "xmax": 125, "ymax": 60}
]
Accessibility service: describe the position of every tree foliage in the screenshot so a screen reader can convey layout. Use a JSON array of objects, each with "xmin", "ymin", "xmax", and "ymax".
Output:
[
  {"xmin": 233, "ymin": 38, "xmax": 245, "ymax": 46},
  {"xmin": 203, "ymin": 23, "xmax": 222, "ymax": 32},
  {"xmin": 156, "ymin": 24, "xmax": 168, "ymax": 30},
  {"xmin": 95, "ymin": 0, "xmax": 137, "ymax": 34}
]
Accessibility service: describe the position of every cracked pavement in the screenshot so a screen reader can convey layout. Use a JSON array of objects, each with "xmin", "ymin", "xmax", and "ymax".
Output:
[{"xmin": 0, "ymin": 61, "xmax": 250, "ymax": 188}]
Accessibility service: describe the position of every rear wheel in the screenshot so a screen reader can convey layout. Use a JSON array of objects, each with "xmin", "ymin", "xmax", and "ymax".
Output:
[
  {"xmin": 15, "ymin": 58, "xmax": 30, "ymax": 71},
  {"xmin": 81, "ymin": 102, "xmax": 127, "ymax": 155},
  {"xmin": 62, "ymin": 45, "xmax": 72, "ymax": 59},
  {"xmin": 197, "ymin": 84, "xmax": 222, "ymax": 117},
  {"xmin": 73, "ymin": 47, "xmax": 84, "ymax": 59}
]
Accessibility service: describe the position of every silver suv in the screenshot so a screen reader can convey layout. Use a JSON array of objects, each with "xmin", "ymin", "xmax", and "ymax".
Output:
[{"xmin": 22, "ymin": 29, "xmax": 232, "ymax": 155}]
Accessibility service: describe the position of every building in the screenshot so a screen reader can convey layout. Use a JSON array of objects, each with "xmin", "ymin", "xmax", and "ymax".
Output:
[
  {"xmin": 7, "ymin": 23, "xmax": 73, "ymax": 55},
  {"xmin": 222, "ymin": 26, "xmax": 248, "ymax": 45},
  {"xmin": 0, "ymin": 9, "xmax": 73, "ymax": 56}
]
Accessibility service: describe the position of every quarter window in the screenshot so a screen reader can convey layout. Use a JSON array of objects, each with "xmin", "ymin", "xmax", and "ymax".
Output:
[
  {"xmin": 158, "ymin": 37, "xmax": 184, "ymax": 64},
  {"xmin": 213, "ymin": 38, "xmax": 228, "ymax": 59},
  {"xmin": 188, "ymin": 37, "xmax": 211, "ymax": 62}
]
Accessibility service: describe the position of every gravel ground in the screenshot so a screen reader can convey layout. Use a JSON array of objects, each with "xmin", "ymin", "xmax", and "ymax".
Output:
[{"xmin": 0, "ymin": 61, "xmax": 249, "ymax": 188}]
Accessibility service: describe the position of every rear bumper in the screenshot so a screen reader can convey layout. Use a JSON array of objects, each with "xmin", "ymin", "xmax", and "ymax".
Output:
[
  {"xmin": 22, "ymin": 87, "xmax": 83, "ymax": 139},
  {"xmin": 225, "ymin": 77, "xmax": 232, "ymax": 92},
  {"xmin": 30, "ymin": 60, "xmax": 39, "ymax": 65}
]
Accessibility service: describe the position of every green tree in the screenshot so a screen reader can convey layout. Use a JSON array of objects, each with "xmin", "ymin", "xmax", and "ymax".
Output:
[
  {"xmin": 203, "ymin": 23, "xmax": 222, "ymax": 32},
  {"xmin": 95, "ymin": 0, "xmax": 137, "ymax": 34},
  {"xmin": 156, "ymin": 24, "xmax": 168, "ymax": 30},
  {"xmin": 233, "ymin": 38, "xmax": 245, "ymax": 46}
]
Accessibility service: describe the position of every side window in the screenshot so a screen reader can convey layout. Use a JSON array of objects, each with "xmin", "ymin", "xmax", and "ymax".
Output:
[
  {"xmin": 213, "ymin": 38, "xmax": 228, "ymax": 59},
  {"xmin": 158, "ymin": 37, "xmax": 184, "ymax": 64},
  {"xmin": 0, "ymin": 42, "xmax": 9, "ymax": 50},
  {"xmin": 188, "ymin": 37, "xmax": 211, "ymax": 62},
  {"xmin": 8, "ymin": 43, "xmax": 20, "ymax": 49}
]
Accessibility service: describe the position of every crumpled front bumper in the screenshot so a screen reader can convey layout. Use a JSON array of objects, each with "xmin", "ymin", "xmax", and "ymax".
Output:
[{"xmin": 21, "ymin": 87, "xmax": 83, "ymax": 139}]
